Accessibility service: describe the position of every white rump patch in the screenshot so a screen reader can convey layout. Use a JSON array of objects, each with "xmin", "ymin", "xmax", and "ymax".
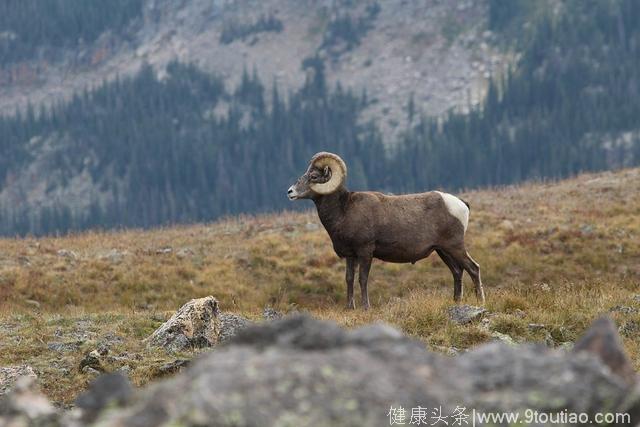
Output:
[{"xmin": 435, "ymin": 191, "xmax": 469, "ymax": 232}]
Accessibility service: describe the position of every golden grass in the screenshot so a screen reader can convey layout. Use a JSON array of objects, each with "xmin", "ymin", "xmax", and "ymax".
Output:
[{"xmin": 0, "ymin": 168, "xmax": 639, "ymax": 403}]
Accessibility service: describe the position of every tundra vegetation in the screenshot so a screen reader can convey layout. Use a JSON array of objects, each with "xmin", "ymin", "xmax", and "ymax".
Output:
[{"xmin": 0, "ymin": 167, "xmax": 639, "ymax": 404}]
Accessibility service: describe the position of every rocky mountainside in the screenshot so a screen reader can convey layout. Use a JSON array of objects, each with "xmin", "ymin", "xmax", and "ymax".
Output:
[
  {"xmin": 0, "ymin": 0, "xmax": 508, "ymax": 141},
  {"xmin": 1, "ymin": 0, "xmax": 639, "ymax": 236}
]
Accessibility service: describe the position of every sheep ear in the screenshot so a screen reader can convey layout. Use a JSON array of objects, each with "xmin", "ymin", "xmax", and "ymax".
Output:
[{"xmin": 323, "ymin": 165, "xmax": 331, "ymax": 177}]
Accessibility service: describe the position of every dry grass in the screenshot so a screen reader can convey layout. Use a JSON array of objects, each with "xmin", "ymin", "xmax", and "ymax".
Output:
[{"xmin": 1, "ymin": 168, "xmax": 639, "ymax": 404}]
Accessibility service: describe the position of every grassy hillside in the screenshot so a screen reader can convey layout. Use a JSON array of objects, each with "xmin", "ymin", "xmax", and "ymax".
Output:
[{"xmin": 1, "ymin": 167, "xmax": 639, "ymax": 403}]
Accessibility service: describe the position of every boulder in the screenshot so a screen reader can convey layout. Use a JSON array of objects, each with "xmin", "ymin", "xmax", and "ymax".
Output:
[
  {"xmin": 217, "ymin": 312, "xmax": 253, "ymax": 343},
  {"xmin": 74, "ymin": 372, "xmax": 133, "ymax": 423},
  {"xmin": 0, "ymin": 376, "xmax": 58, "ymax": 425},
  {"xmin": 447, "ymin": 304, "xmax": 486, "ymax": 324},
  {"xmin": 573, "ymin": 316, "xmax": 637, "ymax": 386},
  {"xmin": 146, "ymin": 296, "xmax": 220, "ymax": 352},
  {"xmin": 0, "ymin": 365, "xmax": 37, "ymax": 396}
]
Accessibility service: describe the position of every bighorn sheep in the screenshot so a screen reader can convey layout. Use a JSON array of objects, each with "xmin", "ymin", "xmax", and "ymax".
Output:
[{"xmin": 287, "ymin": 152, "xmax": 485, "ymax": 310}]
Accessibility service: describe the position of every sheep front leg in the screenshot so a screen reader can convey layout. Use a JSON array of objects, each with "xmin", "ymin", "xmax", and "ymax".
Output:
[
  {"xmin": 358, "ymin": 256, "xmax": 372, "ymax": 310},
  {"xmin": 345, "ymin": 257, "xmax": 356, "ymax": 310}
]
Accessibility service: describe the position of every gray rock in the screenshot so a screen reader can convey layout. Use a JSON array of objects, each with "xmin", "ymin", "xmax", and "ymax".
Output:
[
  {"xmin": 48, "ymin": 341, "xmax": 82, "ymax": 353},
  {"xmin": 81, "ymin": 367, "xmax": 102, "ymax": 378},
  {"xmin": 558, "ymin": 341, "xmax": 574, "ymax": 351},
  {"xmin": 544, "ymin": 331, "xmax": 556, "ymax": 347},
  {"xmin": 98, "ymin": 332, "xmax": 124, "ymax": 349},
  {"xmin": 57, "ymin": 249, "xmax": 78, "ymax": 259},
  {"xmin": 146, "ymin": 296, "xmax": 220, "ymax": 352},
  {"xmin": 262, "ymin": 306, "xmax": 283, "ymax": 321},
  {"xmin": 93, "ymin": 315, "xmax": 640, "ymax": 427},
  {"xmin": 432, "ymin": 345, "xmax": 460, "ymax": 356},
  {"xmin": 573, "ymin": 316, "xmax": 637, "ymax": 386},
  {"xmin": 609, "ymin": 305, "xmax": 639, "ymax": 315},
  {"xmin": 0, "ymin": 365, "xmax": 37, "ymax": 396},
  {"xmin": 0, "ymin": 376, "xmax": 58, "ymax": 425},
  {"xmin": 155, "ymin": 359, "xmax": 190, "ymax": 377},
  {"xmin": 176, "ymin": 247, "xmax": 194, "ymax": 259},
  {"xmin": 619, "ymin": 320, "xmax": 639, "ymax": 337},
  {"xmin": 97, "ymin": 249, "xmax": 127, "ymax": 264},
  {"xmin": 79, "ymin": 348, "xmax": 108, "ymax": 373},
  {"xmin": 217, "ymin": 312, "xmax": 253, "ymax": 343},
  {"xmin": 479, "ymin": 317, "xmax": 492, "ymax": 330},
  {"xmin": 75, "ymin": 372, "xmax": 133, "ymax": 423},
  {"xmin": 490, "ymin": 331, "xmax": 517, "ymax": 346},
  {"xmin": 447, "ymin": 305, "xmax": 486, "ymax": 324}
]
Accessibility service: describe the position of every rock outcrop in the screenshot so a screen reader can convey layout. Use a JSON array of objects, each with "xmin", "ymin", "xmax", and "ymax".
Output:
[
  {"xmin": 1, "ymin": 315, "xmax": 638, "ymax": 426},
  {"xmin": 447, "ymin": 304, "xmax": 486, "ymax": 324},
  {"xmin": 146, "ymin": 296, "xmax": 220, "ymax": 352}
]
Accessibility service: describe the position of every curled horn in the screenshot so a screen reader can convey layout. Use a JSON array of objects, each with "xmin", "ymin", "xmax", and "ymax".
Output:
[{"xmin": 309, "ymin": 152, "xmax": 347, "ymax": 195}]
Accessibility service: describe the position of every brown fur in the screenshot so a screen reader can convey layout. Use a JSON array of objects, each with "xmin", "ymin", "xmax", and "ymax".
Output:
[{"xmin": 288, "ymin": 155, "xmax": 485, "ymax": 309}]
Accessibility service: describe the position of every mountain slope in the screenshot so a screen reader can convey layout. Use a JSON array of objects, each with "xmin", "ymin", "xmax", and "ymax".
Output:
[
  {"xmin": 0, "ymin": 0, "xmax": 509, "ymax": 140},
  {"xmin": 0, "ymin": 0, "xmax": 639, "ymax": 236}
]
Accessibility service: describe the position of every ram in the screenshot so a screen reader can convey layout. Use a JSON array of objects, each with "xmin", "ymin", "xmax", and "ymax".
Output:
[{"xmin": 288, "ymin": 152, "xmax": 485, "ymax": 310}]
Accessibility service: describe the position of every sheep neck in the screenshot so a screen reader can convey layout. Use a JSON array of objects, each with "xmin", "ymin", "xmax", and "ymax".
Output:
[{"xmin": 313, "ymin": 187, "xmax": 349, "ymax": 233}]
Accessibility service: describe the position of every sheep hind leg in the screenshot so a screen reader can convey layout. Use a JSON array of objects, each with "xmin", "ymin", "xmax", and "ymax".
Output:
[
  {"xmin": 436, "ymin": 249, "xmax": 464, "ymax": 303},
  {"xmin": 459, "ymin": 251, "xmax": 485, "ymax": 304},
  {"xmin": 345, "ymin": 257, "xmax": 356, "ymax": 310}
]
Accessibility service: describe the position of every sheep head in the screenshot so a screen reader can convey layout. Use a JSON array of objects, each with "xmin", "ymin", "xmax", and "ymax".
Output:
[{"xmin": 287, "ymin": 152, "xmax": 347, "ymax": 200}]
